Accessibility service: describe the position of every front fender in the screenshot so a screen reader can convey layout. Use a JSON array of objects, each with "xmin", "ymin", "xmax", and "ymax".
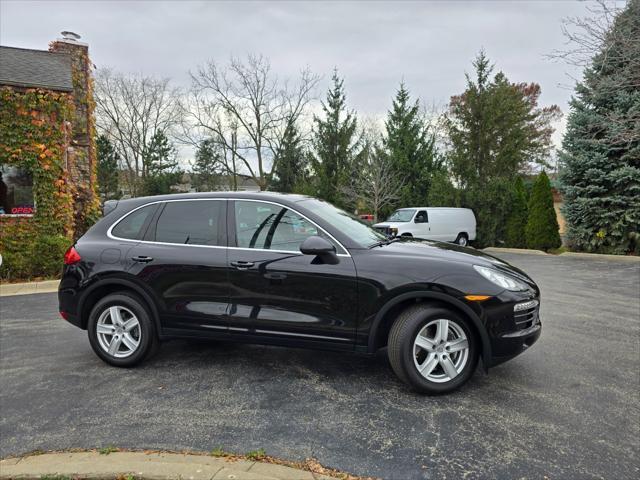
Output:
[{"xmin": 367, "ymin": 291, "xmax": 492, "ymax": 370}]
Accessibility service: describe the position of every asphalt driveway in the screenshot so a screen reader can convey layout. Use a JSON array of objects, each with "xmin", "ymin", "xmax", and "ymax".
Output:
[{"xmin": 1, "ymin": 252, "xmax": 638, "ymax": 479}]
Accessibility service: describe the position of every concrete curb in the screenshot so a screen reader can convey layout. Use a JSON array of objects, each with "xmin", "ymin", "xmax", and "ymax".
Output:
[
  {"xmin": 483, "ymin": 247, "xmax": 639, "ymax": 262},
  {"xmin": 0, "ymin": 279, "xmax": 59, "ymax": 297},
  {"xmin": 558, "ymin": 251, "xmax": 640, "ymax": 263},
  {"xmin": 482, "ymin": 247, "xmax": 548, "ymax": 256},
  {"xmin": 0, "ymin": 452, "xmax": 341, "ymax": 480}
]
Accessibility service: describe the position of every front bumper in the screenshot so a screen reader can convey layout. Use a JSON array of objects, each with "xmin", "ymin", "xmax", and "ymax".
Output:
[{"xmin": 470, "ymin": 292, "xmax": 543, "ymax": 368}]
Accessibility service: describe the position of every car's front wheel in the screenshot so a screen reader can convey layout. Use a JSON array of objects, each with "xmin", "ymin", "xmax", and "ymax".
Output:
[
  {"xmin": 87, "ymin": 292, "xmax": 158, "ymax": 367},
  {"xmin": 388, "ymin": 304, "xmax": 478, "ymax": 394}
]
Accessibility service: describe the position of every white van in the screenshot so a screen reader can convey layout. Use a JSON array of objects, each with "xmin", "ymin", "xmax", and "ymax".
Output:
[{"xmin": 373, "ymin": 207, "xmax": 477, "ymax": 246}]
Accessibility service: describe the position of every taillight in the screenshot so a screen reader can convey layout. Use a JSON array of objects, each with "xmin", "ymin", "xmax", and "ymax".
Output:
[{"xmin": 64, "ymin": 246, "xmax": 81, "ymax": 265}]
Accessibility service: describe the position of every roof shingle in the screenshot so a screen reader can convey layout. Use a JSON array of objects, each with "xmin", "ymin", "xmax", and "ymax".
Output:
[{"xmin": 0, "ymin": 46, "xmax": 73, "ymax": 92}]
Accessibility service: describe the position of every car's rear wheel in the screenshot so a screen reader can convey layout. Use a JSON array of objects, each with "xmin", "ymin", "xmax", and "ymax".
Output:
[
  {"xmin": 388, "ymin": 304, "xmax": 478, "ymax": 394},
  {"xmin": 455, "ymin": 233, "xmax": 469, "ymax": 246},
  {"xmin": 87, "ymin": 292, "xmax": 158, "ymax": 367}
]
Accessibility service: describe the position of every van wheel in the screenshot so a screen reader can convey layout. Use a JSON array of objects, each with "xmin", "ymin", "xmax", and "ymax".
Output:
[
  {"xmin": 387, "ymin": 304, "xmax": 478, "ymax": 394},
  {"xmin": 455, "ymin": 233, "xmax": 468, "ymax": 246},
  {"xmin": 87, "ymin": 292, "xmax": 158, "ymax": 367}
]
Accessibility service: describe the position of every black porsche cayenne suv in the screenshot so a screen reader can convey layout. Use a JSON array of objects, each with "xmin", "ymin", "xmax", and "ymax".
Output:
[{"xmin": 59, "ymin": 192, "xmax": 541, "ymax": 394}]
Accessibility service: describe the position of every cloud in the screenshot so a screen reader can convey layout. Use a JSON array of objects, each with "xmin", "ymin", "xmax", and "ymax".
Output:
[{"xmin": 1, "ymin": 0, "xmax": 590, "ymax": 153}]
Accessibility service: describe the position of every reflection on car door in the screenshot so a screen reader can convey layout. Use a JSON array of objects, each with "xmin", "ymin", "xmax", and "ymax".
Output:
[
  {"xmin": 227, "ymin": 200, "xmax": 358, "ymax": 346},
  {"xmin": 126, "ymin": 199, "xmax": 229, "ymax": 334}
]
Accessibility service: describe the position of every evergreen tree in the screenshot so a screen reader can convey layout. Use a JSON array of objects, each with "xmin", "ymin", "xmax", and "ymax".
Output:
[
  {"xmin": 560, "ymin": 0, "xmax": 640, "ymax": 254},
  {"xmin": 384, "ymin": 83, "xmax": 438, "ymax": 209},
  {"xmin": 193, "ymin": 138, "xmax": 223, "ymax": 192},
  {"xmin": 271, "ymin": 124, "xmax": 306, "ymax": 193},
  {"xmin": 312, "ymin": 71, "xmax": 360, "ymax": 208},
  {"xmin": 142, "ymin": 131, "xmax": 181, "ymax": 196},
  {"xmin": 446, "ymin": 50, "xmax": 560, "ymax": 246},
  {"xmin": 505, "ymin": 176, "xmax": 528, "ymax": 248},
  {"xmin": 96, "ymin": 134, "xmax": 120, "ymax": 200},
  {"xmin": 525, "ymin": 171, "xmax": 561, "ymax": 251}
]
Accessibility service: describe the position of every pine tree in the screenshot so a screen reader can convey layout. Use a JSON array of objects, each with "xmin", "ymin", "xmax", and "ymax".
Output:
[
  {"xmin": 526, "ymin": 171, "xmax": 561, "ymax": 251},
  {"xmin": 559, "ymin": 0, "xmax": 640, "ymax": 254},
  {"xmin": 192, "ymin": 138, "xmax": 223, "ymax": 192},
  {"xmin": 96, "ymin": 135, "xmax": 120, "ymax": 200},
  {"xmin": 383, "ymin": 83, "xmax": 438, "ymax": 209},
  {"xmin": 312, "ymin": 71, "xmax": 360, "ymax": 208},
  {"xmin": 271, "ymin": 124, "xmax": 306, "ymax": 193},
  {"xmin": 142, "ymin": 131, "xmax": 181, "ymax": 196},
  {"xmin": 446, "ymin": 50, "xmax": 561, "ymax": 246},
  {"xmin": 505, "ymin": 177, "xmax": 528, "ymax": 248}
]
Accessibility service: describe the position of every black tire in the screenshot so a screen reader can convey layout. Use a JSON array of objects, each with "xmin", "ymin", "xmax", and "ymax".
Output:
[
  {"xmin": 388, "ymin": 304, "xmax": 478, "ymax": 394},
  {"xmin": 400, "ymin": 233, "xmax": 413, "ymax": 237},
  {"xmin": 87, "ymin": 292, "xmax": 159, "ymax": 367},
  {"xmin": 455, "ymin": 233, "xmax": 469, "ymax": 246}
]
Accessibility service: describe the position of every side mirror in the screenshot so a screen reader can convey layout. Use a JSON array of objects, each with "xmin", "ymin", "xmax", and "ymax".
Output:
[{"xmin": 300, "ymin": 236, "xmax": 339, "ymax": 264}]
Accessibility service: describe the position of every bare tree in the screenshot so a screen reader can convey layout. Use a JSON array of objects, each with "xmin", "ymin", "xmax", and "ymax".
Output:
[
  {"xmin": 550, "ymin": 0, "xmax": 638, "ymax": 87},
  {"xmin": 180, "ymin": 54, "xmax": 319, "ymax": 190},
  {"xmin": 342, "ymin": 119, "xmax": 406, "ymax": 221},
  {"xmin": 95, "ymin": 68, "xmax": 182, "ymax": 196}
]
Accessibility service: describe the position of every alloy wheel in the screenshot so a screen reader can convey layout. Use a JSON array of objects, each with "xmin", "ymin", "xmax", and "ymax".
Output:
[
  {"xmin": 96, "ymin": 306, "xmax": 142, "ymax": 358},
  {"xmin": 413, "ymin": 319, "xmax": 469, "ymax": 383}
]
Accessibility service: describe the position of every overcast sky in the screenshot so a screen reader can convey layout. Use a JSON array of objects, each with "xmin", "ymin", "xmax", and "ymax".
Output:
[{"xmin": 0, "ymin": 0, "xmax": 616, "ymax": 151}]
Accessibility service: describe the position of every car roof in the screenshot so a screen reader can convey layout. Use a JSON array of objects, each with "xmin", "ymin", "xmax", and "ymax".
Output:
[{"xmin": 116, "ymin": 191, "xmax": 312, "ymax": 207}]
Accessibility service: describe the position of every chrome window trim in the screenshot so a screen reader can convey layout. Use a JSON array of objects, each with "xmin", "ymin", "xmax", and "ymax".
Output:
[{"xmin": 106, "ymin": 197, "xmax": 351, "ymax": 257}]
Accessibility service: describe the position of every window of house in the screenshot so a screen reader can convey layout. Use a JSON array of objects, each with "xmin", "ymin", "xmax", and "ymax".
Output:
[
  {"xmin": 0, "ymin": 164, "xmax": 34, "ymax": 215},
  {"xmin": 154, "ymin": 200, "xmax": 222, "ymax": 246},
  {"xmin": 234, "ymin": 200, "xmax": 334, "ymax": 252},
  {"xmin": 111, "ymin": 204, "xmax": 158, "ymax": 240}
]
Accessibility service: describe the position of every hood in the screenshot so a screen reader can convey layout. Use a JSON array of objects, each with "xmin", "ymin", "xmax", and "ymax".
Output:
[
  {"xmin": 372, "ymin": 238, "xmax": 534, "ymax": 282},
  {"xmin": 373, "ymin": 221, "xmax": 404, "ymax": 228}
]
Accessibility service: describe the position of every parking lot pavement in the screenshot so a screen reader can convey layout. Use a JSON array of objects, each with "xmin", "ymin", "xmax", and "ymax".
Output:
[{"xmin": 1, "ymin": 252, "xmax": 638, "ymax": 480}]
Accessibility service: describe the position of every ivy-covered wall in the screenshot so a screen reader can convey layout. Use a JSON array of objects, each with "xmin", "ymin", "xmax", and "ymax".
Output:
[
  {"xmin": 50, "ymin": 38, "xmax": 101, "ymax": 237},
  {"xmin": 0, "ymin": 87, "xmax": 76, "ymax": 280}
]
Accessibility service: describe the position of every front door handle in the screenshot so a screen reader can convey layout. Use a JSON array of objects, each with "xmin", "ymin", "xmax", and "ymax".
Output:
[
  {"xmin": 132, "ymin": 256, "xmax": 154, "ymax": 263},
  {"xmin": 231, "ymin": 260, "xmax": 255, "ymax": 270}
]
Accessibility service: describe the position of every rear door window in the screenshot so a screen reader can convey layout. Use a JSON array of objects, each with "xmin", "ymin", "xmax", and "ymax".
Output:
[
  {"xmin": 111, "ymin": 204, "xmax": 158, "ymax": 240},
  {"xmin": 154, "ymin": 200, "xmax": 223, "ymax": 246}
]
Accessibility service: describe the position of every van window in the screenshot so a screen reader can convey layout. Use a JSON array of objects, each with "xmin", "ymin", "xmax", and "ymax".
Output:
[
  {"xmin": 154, "ymin": 200, "xmax": 222, "ymax": 246},
  {"xmin": 111, "ymin": 204, "xmax": 157, "ymax": 240},
  {"xmin": 415, "ymin": 210, "xmax": 428, "ymax": 223}
]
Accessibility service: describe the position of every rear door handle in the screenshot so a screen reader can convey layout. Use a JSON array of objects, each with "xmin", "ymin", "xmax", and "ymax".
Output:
[
  {"xmin": 132, "ymin": 256, "xmax": 154, "ymax": 263},
  {"xmin": 230, "ymin": 260, "xmax": 255, "ymax": 270}
]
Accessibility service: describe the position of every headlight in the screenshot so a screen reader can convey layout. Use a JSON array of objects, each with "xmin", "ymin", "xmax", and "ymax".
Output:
[{"xmin": 473, "ymin": 265, "xmax": 529, "ymax": 291}]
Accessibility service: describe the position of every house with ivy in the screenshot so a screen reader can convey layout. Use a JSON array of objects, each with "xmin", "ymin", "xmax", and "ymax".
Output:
[{"xmin": 0, "ymin": 32, "xmax": 100, "ymax": 280}]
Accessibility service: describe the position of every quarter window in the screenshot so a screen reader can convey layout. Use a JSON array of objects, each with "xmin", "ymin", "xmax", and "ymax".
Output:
[
  {"xmin": 234, "ymin": 201, "xmax": 330, "ymax": 252},
  {"xmin": 111, "ymin": 204, "xmax": 157, "ymax": 240},
  {"xmin": 154, "ymin": 201, "xmax": 222, "ymax": 246}
]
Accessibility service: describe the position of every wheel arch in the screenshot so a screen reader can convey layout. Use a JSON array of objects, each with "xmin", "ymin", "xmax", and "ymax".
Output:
[
  {"xmin": 367, "ymin": 291, "xmax": 491, "ymax": 369},
  {"xmin": 78, "ymin": 277, "xmax": 162, "ymax": 336}
]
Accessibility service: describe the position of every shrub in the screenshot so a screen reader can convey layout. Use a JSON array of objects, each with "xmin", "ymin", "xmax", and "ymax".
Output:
[{"xmin": 525, "ymin": 171, "xmax": 561, "ymax": 251}]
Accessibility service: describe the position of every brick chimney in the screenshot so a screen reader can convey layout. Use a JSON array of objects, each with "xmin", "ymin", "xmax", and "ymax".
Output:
[{"xmin": 49, "ymin": 32, "xmax": 98, "ymax": 235}]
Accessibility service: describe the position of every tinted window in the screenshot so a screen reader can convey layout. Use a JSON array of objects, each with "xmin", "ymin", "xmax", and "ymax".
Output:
[
  {"xmin": 155, "ymin": 200, "xmax": 222, "ymax": 246},
  {"xmin": 235, "ymin": 201, "xmax": 330, "ymax": 252},
  {"xmin": 111, "ymin": 204, "xmax": 157, "ymax": 240}
]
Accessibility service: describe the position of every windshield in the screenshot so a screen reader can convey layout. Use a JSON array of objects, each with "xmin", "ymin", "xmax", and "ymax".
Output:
[
  {"xmin": 299, "ymin": 199, "xmax": 387, "ymax": 247},
  {"xmin": 387, "ymin": 209, "xmax": 416, "ymax": 223}
]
